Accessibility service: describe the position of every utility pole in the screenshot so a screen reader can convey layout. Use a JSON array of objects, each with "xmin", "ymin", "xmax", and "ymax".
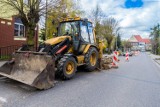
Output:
[
  {"xmin": 115, "ymin": 35, "xmax": 117, "ymax": 50},
  {"xmin": 157, "ymin": 23, "xmax": 160, "ymax": 38},
  {"xmin": 115, "ymin": 33, "xmax": 119, "ymax": 51},
  {"xmin": 151, "ymin": 24, "xmax": 160, "ymax": 54},
  {"xmin": 157, "ymin": 23, "xmax": 160, "ymax": 54},
  {"xmin": 45, "ymin": 0, "xmax": 48, "ymax": 40}
]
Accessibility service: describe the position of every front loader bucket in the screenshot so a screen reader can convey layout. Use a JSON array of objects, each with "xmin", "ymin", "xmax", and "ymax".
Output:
[{"xmin": 0, "ymin": 53, "xmax": 55, "ymax": 90}]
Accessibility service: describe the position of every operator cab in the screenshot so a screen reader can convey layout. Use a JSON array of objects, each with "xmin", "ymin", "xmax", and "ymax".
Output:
[{"xmin": 58, "ymin": 18, "xmax": 96, "ymax": 54}]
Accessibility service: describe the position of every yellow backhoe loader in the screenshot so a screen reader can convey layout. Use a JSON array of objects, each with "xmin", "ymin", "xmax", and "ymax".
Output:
[{"xmin": 0, "ymin": 17, "xmax": 104, "ymax": 90}]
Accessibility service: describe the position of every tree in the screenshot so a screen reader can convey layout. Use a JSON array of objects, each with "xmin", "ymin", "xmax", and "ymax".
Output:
[
  {"xmin": 121, "ymin": 40, "xmax": 132, "ymax": 51},
  {"xmin": 39, "ymin": 28, "xmax": 46, "ymax": 42},
  {"xmin": 46, "ymin": 0, "xmax": 83, "ymax": 39},
  {"xmin": 91, "ymin": 4, "xmax": 104, "ymax": 37},
  {"xmin": 150, "ymin": 23, "xmax": 160, "ymax": 55},
  {"xmin": 0, "ymin": 0, "xmax": 58, "ymax": 48},
  {"xmin": 116, "ymin": 34, "xmax": 122, "ymax": 49},
  {"xmin": 100, "ymin": 17, "xmax": 120, "ymax": 54}
]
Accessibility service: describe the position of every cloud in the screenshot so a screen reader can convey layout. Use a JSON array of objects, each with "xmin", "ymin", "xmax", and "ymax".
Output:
[{"xmin": 80, "ymin": 0, "xmax": 160, "ymax": 39}]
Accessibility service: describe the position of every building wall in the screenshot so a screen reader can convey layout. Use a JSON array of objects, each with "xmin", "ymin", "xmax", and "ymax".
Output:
[
  {"xmin": 129, "ymin": 35, "xmax": 151, "ymax": 51},
  {"xmin": 0, "ymin": 1, "xmax": 26, "ymax": 47},
  {"xmin": 0, "ymin": 2, "xmax": 39, "ymax": 48},
  {"xmin": 130, "ymin": 42, "xmax": 139, "ymax": 46},
  {"xmin": 0, "ymin": 17, "xmax": 26, "ymax": 47}
]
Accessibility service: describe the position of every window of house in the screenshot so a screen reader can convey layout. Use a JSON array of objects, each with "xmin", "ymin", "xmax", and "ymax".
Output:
[
  {"xmin": 14, "ymin": 23, "xmax": 25, "ymax": 37},
  {"xmin": 14, "ymin": 18, "xmax": 25, "ymax": 37}
]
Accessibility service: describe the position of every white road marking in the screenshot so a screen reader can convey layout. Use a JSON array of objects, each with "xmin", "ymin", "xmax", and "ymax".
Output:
[{"xmin": 0, "ymin": 97, "xmax": 7, "ymax": 103}]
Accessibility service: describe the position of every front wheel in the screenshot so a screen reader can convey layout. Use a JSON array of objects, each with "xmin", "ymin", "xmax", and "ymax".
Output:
[{"xmin": 57, "ymin": 56, "xmax": 77, "ymax": 80}]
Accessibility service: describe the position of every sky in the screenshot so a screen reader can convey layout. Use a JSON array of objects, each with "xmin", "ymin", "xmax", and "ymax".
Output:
[{"xmin": 80, "ymin": 0, "xmax": 160, "ymax": 39}]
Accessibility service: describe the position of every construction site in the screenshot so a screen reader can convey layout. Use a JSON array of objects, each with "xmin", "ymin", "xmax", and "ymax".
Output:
[{"xmin": 0, "ymin": 0, "xmax": 160, "ymax": 107}]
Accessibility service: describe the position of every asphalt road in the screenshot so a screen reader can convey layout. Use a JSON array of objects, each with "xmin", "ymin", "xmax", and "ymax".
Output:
[{"xmin": 0, "ymin": 52, "xmax": 160, "ymax": 107}]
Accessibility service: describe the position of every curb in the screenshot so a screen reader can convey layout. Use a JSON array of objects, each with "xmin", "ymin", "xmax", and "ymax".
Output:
[
  {"xmin": 154, "ymin": 59, "xmax": 160, "ymax": 65},
  {"xmin": 147, "ymin": 53, "xmax": 160, "ymax": 66}
]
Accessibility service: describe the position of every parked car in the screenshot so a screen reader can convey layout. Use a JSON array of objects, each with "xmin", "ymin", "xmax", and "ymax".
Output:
[
  {"xmin": 141, "ymin": 49, "xmax": 145, "ymax": 52},
  {"xmin": 122, "ymin": 51, "xmax": 133, "ymax": 56},
  {"xmin": 122, "ymin": 52, "xmax": 126, "ymax": 56},
  {"xmin": 129, "ymin": 51, "xmax": 133, "ymax": 56}
]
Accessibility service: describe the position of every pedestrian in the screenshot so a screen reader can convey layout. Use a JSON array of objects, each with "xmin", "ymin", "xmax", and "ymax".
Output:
[{"xmin": 125, "ymin": 51, "xmax": 129, "ymax": 61}]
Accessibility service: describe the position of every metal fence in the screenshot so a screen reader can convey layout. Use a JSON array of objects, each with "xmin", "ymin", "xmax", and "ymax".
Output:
[{"xmin": 0, "ymin": 45, "xmax": 20, "ymax": 60}]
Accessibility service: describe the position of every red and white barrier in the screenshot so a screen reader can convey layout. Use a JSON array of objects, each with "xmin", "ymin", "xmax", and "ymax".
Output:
[
  {"xmin": 111, "ymin": 51, "xmax": 119, "ymax": 68},
  {"xmin": 113, "ymin": 51, "xmax": 119, "ymax": 62},
  {"xmin": 112, "ymin": 58, "xmax": 118, "ymax": 68},
  {"xmin": 134, "ymin": 51, "xmax": 137, "ymax": 55},
  {"xmin": 125, "ymin": 51, "xmax": 129, "ymax": 61}
]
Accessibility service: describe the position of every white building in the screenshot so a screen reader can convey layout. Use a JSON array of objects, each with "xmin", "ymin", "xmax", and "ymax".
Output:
[{"xmin": 129, "ymin": 35, "xmax": 151, "ymax": 51}]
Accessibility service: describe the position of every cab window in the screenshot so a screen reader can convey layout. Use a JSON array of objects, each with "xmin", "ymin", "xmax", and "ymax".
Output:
[
  {"xmin": 80, "ymin": 22, "xmax": 89, "ymax": 42},
  {"xmin": 58, "ymin": 21, "xmax": 79, "ymax": 36},
  {"xmin": 88, "ymin": 23, "xmax": 94, "ymax": 44}
]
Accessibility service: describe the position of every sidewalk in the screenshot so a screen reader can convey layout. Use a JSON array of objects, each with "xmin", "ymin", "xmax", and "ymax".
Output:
[
  {"xmin": 147, "ymin": 52, "xmax": 160, "ymax": 65},
  {"xmin": 0, "ymin": 61, "xmax": 6, "ymax": 67}
]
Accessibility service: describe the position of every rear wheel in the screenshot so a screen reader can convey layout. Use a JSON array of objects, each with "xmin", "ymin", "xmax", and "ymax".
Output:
[
  {"xmin": 84, "ymin": 47, "xmax": 98, "ymax": 71},
  {"xmin": 57, "ymin": 56, "xmax": 77, "ymax": 80}
]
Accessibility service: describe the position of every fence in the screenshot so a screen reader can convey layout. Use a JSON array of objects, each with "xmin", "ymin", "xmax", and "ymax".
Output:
[{"xmin": 0, "ymin": 45, "xmax": 20, "ymax": 60}]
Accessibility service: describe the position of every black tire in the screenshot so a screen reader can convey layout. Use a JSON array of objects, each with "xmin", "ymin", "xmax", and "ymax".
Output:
[
  {"xmin": 84, "ymin": 47, "xmax": 98, "ymax": 71},
  {"xmin": 57, "ymin": 56, "xmax": 77, "ymax": 80}
]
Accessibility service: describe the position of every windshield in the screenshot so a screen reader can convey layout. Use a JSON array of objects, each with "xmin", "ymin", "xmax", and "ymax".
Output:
[{"xmin": 58, "ymin": 21, "xmax": 79, "ymax": 36}]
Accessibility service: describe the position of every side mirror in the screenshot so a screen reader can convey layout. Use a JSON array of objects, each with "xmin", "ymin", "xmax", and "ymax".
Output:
[
  {"xmin": 82, "ymin": 21, "xmax": 87, "ymax": 26},
  {"xmin": 84, "ymin": 18, "xmax": 88, "ymax": 22},
  {"xmin": 82, "ymin": 18, "xmax": 88, "ymax": 25}
]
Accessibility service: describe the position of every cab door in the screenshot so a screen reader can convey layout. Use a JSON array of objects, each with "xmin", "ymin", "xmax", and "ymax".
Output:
[
  {"xmin": 88, "ymin": 22, "xmax": 95, "ymax": 44},
  {"xmin": 76, "ymin": 21, "xmax": 91, "ymax": 54},
  {"xmin": 73, "ymin": 21, "xmax": 95, "ymax": 55}
]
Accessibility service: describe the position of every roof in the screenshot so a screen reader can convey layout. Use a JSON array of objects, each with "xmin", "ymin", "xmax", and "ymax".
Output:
[
  {"xmin": 142, "ymin": 38, "xmax": 150, "ymax": 44},
  {"xmin": 60, "ymin": 17, "xmax": 92, "ymax": 23},
  {"xmin": 130, "ymin": 35, "xmax": 151, "ymax": 44},
  {"xmin": 134, "ymin": 35, "xmax": 143, "ymax": 42}
]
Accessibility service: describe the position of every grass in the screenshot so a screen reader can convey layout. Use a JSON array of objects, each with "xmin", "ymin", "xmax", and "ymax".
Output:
[{"xmin": 0, "ymin": 55, "xmax": 11, "ymax": 60}]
